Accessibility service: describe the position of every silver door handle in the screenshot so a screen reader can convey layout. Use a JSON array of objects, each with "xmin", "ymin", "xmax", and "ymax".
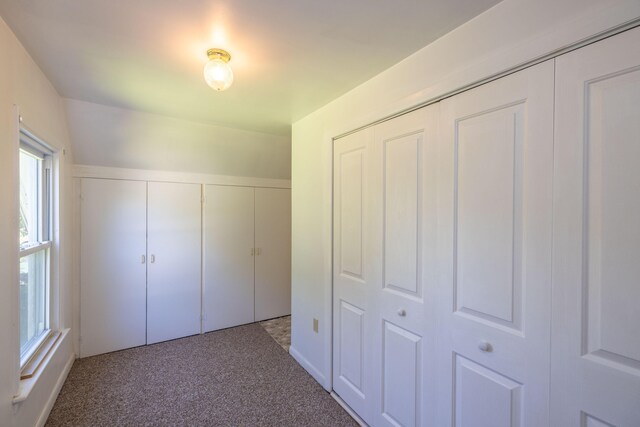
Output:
[
  {"xmin": 141, "ymin": 255, "xmax": 146, "ymax": 264},
  {"xmin": 397, "ymin": 309, "xmax": 406, "ymax": 317},
  {"xmin": 478, "ymin": 342, "xmax": 493, "ymax": 353},
  {"xmin": 150, "ymin": 254, "xmax": 156, "ymax": 263},
  {"xmin": 256, "ymin": 248, "xmax": 262, "ymax": 255}
]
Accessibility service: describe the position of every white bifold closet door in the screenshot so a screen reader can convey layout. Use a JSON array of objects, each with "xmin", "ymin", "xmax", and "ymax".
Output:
[
  {"xmin": 254, "ymin": 188, "xmax": 292, "ymax": 321},
  {"xmin": 434, "ymin": 60, "xmax": 554, "ymax": 427},
  {"xmin": 80, "ymin": 178, "xmax": 147, "ymax": 357},
  {"xmin": 333, "ymin": 127, "xmax": 376, "ymax": 423},
  {"xmin": 371, "ymin": 107, "xmax": 438, "ymax": 427},
  {"xmin": 203, "ymin": 185, "xmax": 255, "ymax": 332},
  {"xmin": 551, "ymin": 27, "xmax": 640, "ymax": 427},
  {"xmin": 333, "ymin": 106, "xmax": 438, "ymax": 426},
  {"xmin": 146, "ymin": 182, "xmax": 202, "ymax": 344}
]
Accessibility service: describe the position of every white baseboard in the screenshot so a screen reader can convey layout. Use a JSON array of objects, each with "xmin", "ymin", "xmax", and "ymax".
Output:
[
  {"xmin": 36, "ymin": 351, "xmax": 75, "ymax": 427},
  {"xmin": 289, "ymin": 345, "xmax": 326, "ymax": 387},
  {"xmin": 330, "ymin": 392, "xmax": 368, "ymax": 427}
]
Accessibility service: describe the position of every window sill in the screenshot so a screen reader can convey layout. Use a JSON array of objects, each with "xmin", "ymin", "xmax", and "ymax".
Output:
[
  {"xmin": 13, "ymin": 328, "xmax": 69, "ymax": 404},
  {"xmin": 20, "ymin": 329, "xmax": 54, "ymax": 370},
  {"xmin": 21, "ymin": 331, "xmax": 61, "ymax": 380}
]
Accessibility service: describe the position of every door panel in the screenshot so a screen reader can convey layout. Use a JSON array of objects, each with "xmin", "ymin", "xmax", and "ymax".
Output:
[
  {"xmin": 456, "ymin": 105, "xmax": 523, "ymax": 327},
  {"xmin": 254, "ymin": 188, "xmax": 291, "ymax": 321},
  {"xmin": 203, "ymin": 185, "xmax": 255, "ymax": 332},
  {"xmin": 339, "ymin": 148, "xmax": 365, "ymax": 279},
  {"xmin": 384, "ymin": 134, "xmax": 420, "ymax": 296},
  {"xmin": 339, "ymin": 301, "xmax": 365, "ymax": 394},
  {"xmin": 333, "ymin": 128, "xmax": 375, "ymax": 423},
  {"xmin": 436, "ymin": 60, "xmax": 554, "ymax": 426},
  {"xmin": 80, "ymin": 178, "xmax": 147, "ymax": 357},
  {"xmin": 588, "ymin": 67, "xmax": 640, "ymax": 364},
  {"xmin": 552, "ymin": 26, "xmax": 640, "ymax": 427},
  {"xmin": 454, "ymin": 355, "xmax": 522, "ymax": 427},
  {"xmin": 582, "ymin": 414, "xmax": 615, "ymax": 427},
  {"xmin": 147, "ymin": 182, "xmax": 202, "ymax": 344},
  {"xmin": 382, "ymin": 321, "xmax": 421, "ymax": 427}
]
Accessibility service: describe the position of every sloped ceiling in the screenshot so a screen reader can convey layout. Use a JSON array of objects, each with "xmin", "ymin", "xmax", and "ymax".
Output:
[{"xmin": 0, "ymin": 0, "xmax": 501, "ymax": 135}]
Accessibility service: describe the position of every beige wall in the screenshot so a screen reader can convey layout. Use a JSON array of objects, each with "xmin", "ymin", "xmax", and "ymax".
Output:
[
  {"xmin": 65, "ymin": 99, "xmax": 292, "ymax": 179},
  {"xmin": 290, "ymin": 0, "xmax": 640, "ymax": 388},
  {"xmin": 0, "ymin": 16, "xmax": 75, "ymax": 427}
]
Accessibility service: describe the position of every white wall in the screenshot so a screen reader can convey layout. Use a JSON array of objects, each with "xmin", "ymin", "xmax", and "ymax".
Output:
[
  {"xmin": 65, "ymin": 99, "xmax": 292, "ymax": 179},
  {"xmin": 0, "ymin": 16, "xmax": 75, "ymax": 427},
  {"xmin": 290, "ymin": 0, "xmax": 640, "ymax": 389}
]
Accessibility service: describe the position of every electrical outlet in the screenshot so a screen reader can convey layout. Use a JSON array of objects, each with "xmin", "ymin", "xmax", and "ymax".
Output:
[{"xmin": 313, "ymin": 318, "xmax": 319, "ymax": 333}]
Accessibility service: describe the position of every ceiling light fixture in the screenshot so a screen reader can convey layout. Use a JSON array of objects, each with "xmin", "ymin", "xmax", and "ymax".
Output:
[{"xmin": 203, "ymin": 48, "xmax": 234, "ymax": 91}]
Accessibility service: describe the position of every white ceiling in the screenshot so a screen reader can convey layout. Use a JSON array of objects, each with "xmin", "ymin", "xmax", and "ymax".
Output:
[{"xmin": 0, "ymin": 0, "xmax": 501, "ymax": 135}]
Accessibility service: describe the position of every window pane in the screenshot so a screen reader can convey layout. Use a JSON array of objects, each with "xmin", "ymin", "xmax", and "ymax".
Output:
[
  {"xmin": 19, "ymin": 250, "xmax": 47, "ymax": 357},
  {"xmin": 19, "ymin": 150, "xmax": 41, "ymax": 247}
]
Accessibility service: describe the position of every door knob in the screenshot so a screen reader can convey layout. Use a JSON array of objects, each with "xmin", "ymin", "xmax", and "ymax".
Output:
[
  {"xmin": 397, "ymin": 309, "xmax": 406, "ymax": 317},
  {"xmin": 478, "ymin": 342, "xmax": 493, "ymax": 353},
  {"xmin": 141, "ymin": 255, "xmax": 146, "ymax": 264},
  {"xmin": 150, "ymin": 254, "xmax": 156, "ymax": 263}
]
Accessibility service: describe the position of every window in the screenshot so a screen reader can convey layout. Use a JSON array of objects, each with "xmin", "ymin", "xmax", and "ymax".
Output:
[{"xmin": 19, "ymin": 131, "xmax": 53, "ymax": 367}]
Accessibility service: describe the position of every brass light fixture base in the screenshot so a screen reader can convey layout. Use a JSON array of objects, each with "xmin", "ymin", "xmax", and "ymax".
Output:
[{"xmin": 207, "ymin": 48, "xmax": 231, "ymax": 63}]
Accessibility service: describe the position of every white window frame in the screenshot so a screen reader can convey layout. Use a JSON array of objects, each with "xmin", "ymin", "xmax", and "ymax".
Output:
[{"xmin": 19, "ymin": 128, "xmax": 55, "ymax": 369}]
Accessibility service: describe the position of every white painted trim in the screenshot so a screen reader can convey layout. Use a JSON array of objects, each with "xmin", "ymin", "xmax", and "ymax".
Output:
[
  {"xmin": 18, "ymin": 118, "xmax": 63, "ymax": 153},
  {"xmin": 13, "ymin": 328, "xmax": 71, "ymax": 404},
  {"xmin": 331, "ymin": 392, "xmax": 368, "ymax": 427},
  {"xmin": 289, "ymin": 345, "xmax": 327, "ymax": 388},
  {"xmin": 73, "ymin": 164, "xmax": 291, "ymax": 189},
  {"xmin": 12, "ymin": 106, "xmax": 22, "ymax": 396},
  {"xmin": 35, "ymin": 350, "xmax": 74, "ymax": 427},
  {"xmin": 316, "ymin": 9, "xmax": 640, "ymax": 392},
  {"xmin": 323, "ymin": 131, "xmax": 334, "ymax": 393}
]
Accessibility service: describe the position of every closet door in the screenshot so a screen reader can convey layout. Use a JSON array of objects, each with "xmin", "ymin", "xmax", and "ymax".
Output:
[
  {"xmin": 147, "ymin": 182, "xmax": 202, "ymax": 344},
  {"xmin": 203, "ymin": 185, "xmax": 255, "ymax": 332},
  {"xmin": 80, "ymin": 178, "xmax": 147, "ymax": 357},
  {"xmin": 333, "ymin": 128, "xmax": 377, "ymax": 424},
  {"xmin": 435, "ymin": 60, "xmax": 554, "ymax": 426},
  {"xmin": 254, "ymin": 188, "xmax": 291, "ymax": 321},
  {"xmin": 370, "ymin": 106, "xmax": 438, "ymax": 427},
  {"xmin": 552, "ymin": 27, "xmax": 640, "ymax": 427}
]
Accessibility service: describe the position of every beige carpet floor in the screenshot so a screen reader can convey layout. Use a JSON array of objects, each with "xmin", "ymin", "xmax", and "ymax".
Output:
[{"xmin": 45, "ymin": 323, "xmax": 356, "ymax": 427}]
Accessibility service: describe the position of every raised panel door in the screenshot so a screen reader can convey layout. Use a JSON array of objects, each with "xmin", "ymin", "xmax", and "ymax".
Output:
[
  {"xmin": 435, "ymin": 60, "xmax": 554, "ymax": 426},
  {"xmin": 333, "ymin": 128, "xmax": 376, "ymax": 423},
  {"xmin": 552, "ymin": 26, "xmax": 640, "ymax": 427},
  {"xmin": 371, "ymin": 106, "xmax": 438, "ymax": 427}
]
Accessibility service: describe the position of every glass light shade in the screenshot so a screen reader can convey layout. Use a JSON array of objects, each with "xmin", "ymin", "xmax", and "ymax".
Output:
[{"xmin": 203, "ymin": 58, "xmax": 234, "ymax": 91}]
